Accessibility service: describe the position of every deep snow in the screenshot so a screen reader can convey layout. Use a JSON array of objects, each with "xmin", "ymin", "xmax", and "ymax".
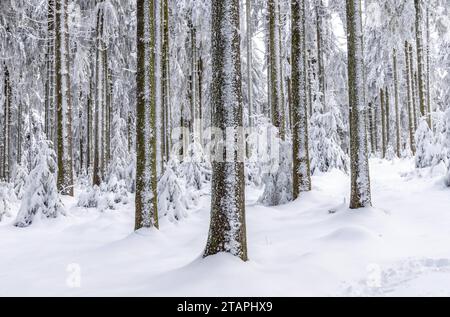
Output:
[{"xmin": 1, "ymin": 158, "xmax": 450, "ymax": 296}]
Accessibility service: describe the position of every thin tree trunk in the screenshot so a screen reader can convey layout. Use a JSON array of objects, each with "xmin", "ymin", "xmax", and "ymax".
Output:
[
  {"xmin": 414, "ymin": 71, "xmax": 419, "ymax": 125},
  {"xmin": 93, "ymin": 5, "xmax": 104, "ymax": 186},
  {"xmin": 409, "ymin": 44, "xmax": 418, "ymax": 130},
  {"xmin": 385, "ymin": 87, "xmax": 390, "ymax": 149},
  {"xmin": 246, "ymin": 0, "xmax": 253, "ymax": 130},
  {"xmin": 393, "ymin": 49, "xmax": 401, "ymax": 157},
  {"xmin": 307, "ymin": 52, "xmax": 314, "ymax": 116},
  {"xmin": 45, "ymin": 0, "xmax": 56, "ymax": 141},
  {"xmin": 426, "ymin": 6, "xmax": 432, "ymax": 128},
  {"xmin": 368, "ymin": 102, "xmax": 375, "ymax": 154},
  {"xmin": 2, "ymin": 63, "xmax": 11, "ymax": 182},
  {"xmin": 414, "ymin": 0, "xmax": 426, "ymax": 120},
  {"xmin": 17, "ymin": 101, "xmax": 22, "ymax": 164},
  {"xmin": 292, "ymin": 0, "xmax": 311, "ymax": 198},
  {"xmin": 316, "ymin": 0, "xmax": 326, "ymax": 110},
  {"xmin": 87, "ymin": 78, "xmax": 92, "ymax": 171},
  {"xmin": 405, "ymin": 41, "xmax": 415, "ymax": 154},
  {"xmin": 380, "ymin": 88, "xmax": 386, "ymax": 158},
  {"xmin": 372, "ymin": 102, "xmax": 377, "ymax": 153},
  {"xmin": 161, "ymin": 0, "xmax": 170, "ymax": 161}
]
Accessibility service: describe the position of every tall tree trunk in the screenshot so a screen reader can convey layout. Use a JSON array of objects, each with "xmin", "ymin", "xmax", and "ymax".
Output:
[
  {"xmin": 371, "ymin": 102, "xmax": 377, "ymax": 153},
  {"xmin": 380, "ymin": 88, "xmax": 386, "ymax": 158},
  {"xmin": 414, "ymin": 0, "xmax": 426, "ymax": 120},
  {"xmin": 246, "ymin": 0, "xmax": 253, "ymax": 130},
  {"xmin": 17, "ymin": 101, "xmax": 22, "ymax": 164},
  {"xmin": 135, "ymin": 0, "xmax": 158, "ymax": 230},
  {"xmin": 93, "ymin": 5, "xmax": 104, "ymax": 187},
  {"xmin": 393, "ymin": 49, "xmax": 401, "ymax": 157},
  {"xmin": 87, "ymin": 78, "xmax": 92, "ymax": 171},
  {"xmin": 204, "ymin": 0, "xmax": 247, "ymax": 261},
  {"xmin": 426, "ymin": 6, "xmax": 432, "ymax": 128},
  {"xmin": 161, "ymin": 0, "xmax": 170, "ymax": 162},
  {"xmin": 104, "ymin": 51, "xmax": 111, "ymax": 174},
  {"xmin": 197, "ymin": 47, "xmax": 203, "ymax": 148},
  {"xmin": 414, "ymin": 71, "xmax": 419, "ymax": 125},
  {"xmin": 292, "ymin": 0, "xmax": 311, "ymax": 198},
  {"xmin": 45, "ymin": 0, "xmax": 56, "ymax": 141},
  {"xmin": 269, "ymin": 0, "xmax": 285, "ymax": 139},
  {"xmin": 190, "ymin": 24, "xmax": 201, "ymax": 146},
  {"xmin": 307, "ymin": 51, "xmax": 314, "ymax": 116},
  {"xmin": 405, "ymin": 41, "xmax": 415, "ymax": 154},
  {"xmin": 55, "ymin": 0, "xmax": 74, "ymax": 196},
  {"xmin": 315, "ymin": 0, "xmax": 326, "ymax": 110},
  {"xmin": 409, "ymin": 44, "xmax": 418, "ymax": 130},
  {"xmin": 385, "ymin": 87, "xmax": 390, "ymax": 149},
  {"xmin": 2, "ymin": 63, "xmax": 11, "ymax": 182},
  {"xmin": 346, "ymin": 0, "xmax": 371, "ymax": 209},
  {"xmin": 368, "ymin": 102, "xmax": 375, "ymax": 154}
]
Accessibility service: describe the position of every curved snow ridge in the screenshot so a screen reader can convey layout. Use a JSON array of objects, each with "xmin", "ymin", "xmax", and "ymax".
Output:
[
  {"xmin": 341, "ymin": 257, "xmax": 450, "ymax": 296},
  {"xmin": 318, "ymin": 225, "xmax": 380, "ymax": 242}
]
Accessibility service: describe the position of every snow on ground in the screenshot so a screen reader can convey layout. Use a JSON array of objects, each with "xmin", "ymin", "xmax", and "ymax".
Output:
[{"xmin": 1, "ymin": 158, "xmax": 450, "ymax": 296}]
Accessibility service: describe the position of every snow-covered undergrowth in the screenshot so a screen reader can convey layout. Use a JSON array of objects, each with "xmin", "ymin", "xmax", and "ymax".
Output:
[
  {"xmin": 0, "ymin": 183, "xmax": 15, "ymax": 222},
  {"xmin": 1, "ymin": 158, "xmax": 450, "ymax": 296},
  {"xmin": 77, "ymin": 178, "xmax": 131, "ymax": 213}
]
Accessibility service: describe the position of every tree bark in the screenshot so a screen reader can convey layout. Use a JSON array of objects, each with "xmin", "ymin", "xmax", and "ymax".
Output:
[
  {"xmin": 2, "ymin": 63, "xmax": 11, "ymax": 182},
  {"xmin": 45, "ymin": 0, "xmax": 56, "ymax": 141},
  {"xmin": 246, "ymin": 0, "xmax": 253, "ymax": 130},
  {"xmin": 269, "ymin": 0, "xmax": 285, "ymax": 139},
  {"xmin": 393, "ymin": 49, "xmax": 401, "ymax": 157},
  {"xmin": 409, "ymin": 44, "xmax": 418, "ymax": 130},
  {"xmin": 161, "ymin": 0, "xmax": 170, "ymax": 162},
  {"xmin": 135, "ymin": 0, "xmax": 158, "ymax": 230},
  {"xmin": 204, "ymin": 0, "xmax": 247, "ymax": 261},
  {"xmin": 346, "ymin": 0, "xmax": 371, "ymax": 209},
  {"xmin": 385, "ymin": 87, "xmax": 390, "ymax": 148},
  {"xmin": 315, "ymin": 0, "xmax": 326, "ymax": 110},
  {"xmin": 55, "ymin": 0, "xmax": 74, "ymax": 196},
  {"xmin": 414, "ymin": 0, "xmax": 426, "ymax": 120},
  {"xmin": 405, "ymin": 41, "xmax": 415, "ymax": 154},
  {"xmin": 380, "ymin": 88, "xmax": 386, "ymax": 158},
  {"xmin": 426, "ymin": 6, "xmax": 431, "ymax": 128},
  {"xmin": 292, "ymin": 0, "xmax": 311, "ymax": 198}
]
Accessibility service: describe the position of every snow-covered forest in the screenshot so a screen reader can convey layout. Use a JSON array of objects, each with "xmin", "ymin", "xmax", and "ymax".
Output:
[{"xmin": 0, "ymin": 0, "xmax": 449, "ymax": 296}]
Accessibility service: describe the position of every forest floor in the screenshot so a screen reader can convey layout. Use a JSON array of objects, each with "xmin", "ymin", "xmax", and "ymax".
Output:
[{"xmin": 1, "ymin": 158, "xmax": 450, "ymax": 296}]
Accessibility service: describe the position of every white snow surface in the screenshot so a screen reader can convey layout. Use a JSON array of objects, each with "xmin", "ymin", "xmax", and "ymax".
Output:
[{"xmin": 1, "ymin": 158, "xmax": 450, "ymax": 296}]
